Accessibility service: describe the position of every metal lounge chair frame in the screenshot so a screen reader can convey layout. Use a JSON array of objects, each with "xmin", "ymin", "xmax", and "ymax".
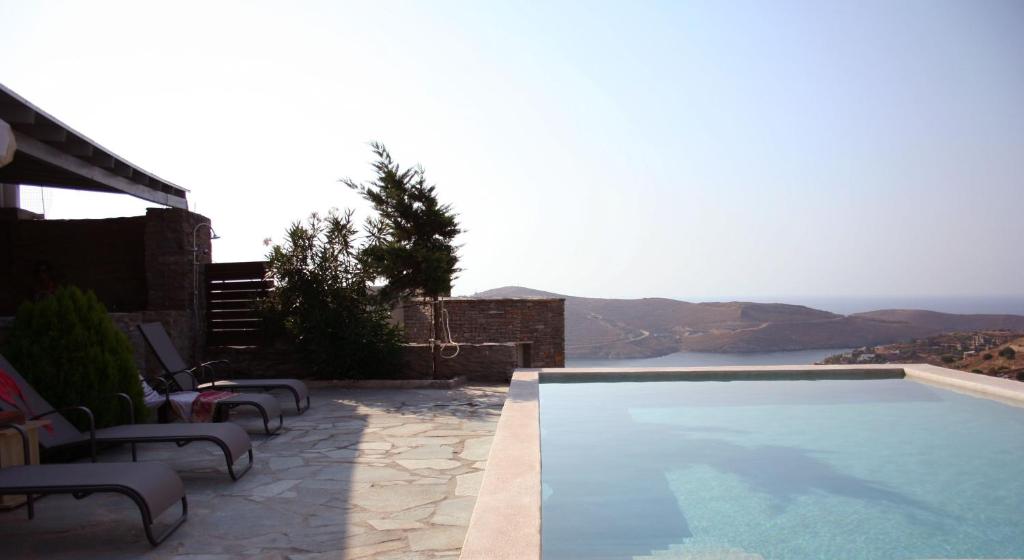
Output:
[
  {"xmin": 138, "ymin": 322, "xmax": 310, "ymax": 414},
  {"xmin": 0, "ymin": 355, "xmax": 253, "ymax": 481},
  {"xmin": 110, "ymin": 390, "xmax": 255, "ymax": 480},
  {"xmin": 0, "ymin": 423, "xmax": 188, "ymax": 546}
]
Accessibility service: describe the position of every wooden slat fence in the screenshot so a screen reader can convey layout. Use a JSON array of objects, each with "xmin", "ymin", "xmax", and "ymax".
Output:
[{"xmin": 205, "ymin": 261, "xmax": 272, "ymax": 347}]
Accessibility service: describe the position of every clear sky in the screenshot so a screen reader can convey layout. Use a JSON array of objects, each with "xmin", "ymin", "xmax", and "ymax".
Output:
[{"xmin": 2, "ymin": 0, "xmax": 1022, "ymax": 300}]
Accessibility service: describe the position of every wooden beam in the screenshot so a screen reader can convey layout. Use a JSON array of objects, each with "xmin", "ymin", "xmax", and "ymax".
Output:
[
  {"xmin": 12, "ymin": 131, "xmax": 187, "ymax": 208},
  {"xmin": 86, "ymin": 151, "xmax": 115, "ymax": 169},
  {"xmin": 61, "ymin": 137, "xmax": 95, "ymax": 158},
  {"xmin": 22, "ymin": 122, "xmax": 67, "ymax": 143},
  {"xmin": 0, "ymin": 103, "xmax": 35, "ymax": 125},
  {"xmin": 112, "ymin": 159, "xmax": 134, "ymax": 179}
]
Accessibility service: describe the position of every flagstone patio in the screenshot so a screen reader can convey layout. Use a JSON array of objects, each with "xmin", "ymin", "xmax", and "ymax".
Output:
[{"xmin": 0, "ymin": 384, "xmax": 508, "ymax": 560}]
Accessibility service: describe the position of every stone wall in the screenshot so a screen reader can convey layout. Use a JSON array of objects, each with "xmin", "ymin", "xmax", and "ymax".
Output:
[
  {"xmin": 401, "ymin": 298, "xmax": 565, "ymax": 367},
  {"xmin": 401, "ymin": 343, "xmax": 522, "ymax": 382},
  {"xmin": 0, "ymin": 213, "xmax": 147, "ymax": 313},
  {"xmin": 142, "ymin": 208, "xmax": 211, "ymax": 365},
  {"xmin": 202, "ymin": 344, "xmax": 308, "ymax": 380},
  {"xmin": 0, "ymin": 207, "xmax": 211, "ymax": 368}
]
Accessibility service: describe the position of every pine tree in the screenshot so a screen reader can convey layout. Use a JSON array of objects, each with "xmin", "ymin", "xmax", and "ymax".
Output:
[{"xmin": 343, "ymin": 143, "xmax": 461, "ymax": 377}]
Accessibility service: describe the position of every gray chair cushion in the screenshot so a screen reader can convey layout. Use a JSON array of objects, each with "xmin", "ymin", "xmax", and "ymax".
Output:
[
  {"xmin": 96, "ymin": 422, "xmax": 251, "ymax": 463},
  {"xmin": 199, "ymin": 379, "xmax": 309, "ymax": 401},
  {"xmin": 0, "ymin": 462, "xmax": 184, "ymax": 518},
  {"xmin": 219, "ymin": 391, "xmax": 282, "ymax": 419}
]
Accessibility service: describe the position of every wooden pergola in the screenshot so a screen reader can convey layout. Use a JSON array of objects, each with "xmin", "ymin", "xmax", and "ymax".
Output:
[{"xmin": 0, "ymin": 83, "xmax": 187, "ymax": 209}]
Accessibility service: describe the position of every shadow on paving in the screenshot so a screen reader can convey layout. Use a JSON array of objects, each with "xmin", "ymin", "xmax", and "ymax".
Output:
[{"xmin": 0, "ymin": 384, "xmax": 507, "ymax": 559}]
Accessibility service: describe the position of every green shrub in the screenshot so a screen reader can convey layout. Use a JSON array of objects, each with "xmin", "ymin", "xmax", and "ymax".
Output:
[
  {"xmin": 998, "ymin": 346, "xmax": 1016, "ymax": 359},
  {"xmin": 971, "ymin": 369, "xmax": 983, "ymax": 374},
  {"xmin": 265, "ymin": 211, "xmax": 403, "ymax": 379},
  {"xmin": 2, "ymin": 286, "xmax": 144, "ymax": 429},
  {"xmin": 983, "ymin": 353, "xmax": 993, "ymax": 360},
  {"xmin": 940, "ymin": 355, "xmax": 956, "ymax": 364}
]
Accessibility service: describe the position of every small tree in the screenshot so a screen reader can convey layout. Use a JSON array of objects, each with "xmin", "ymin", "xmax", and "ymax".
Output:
[
  {"xmin": 998, "ymin": 346, "xmax": 1016, "ymax": 360},
  {"xmin": 3, "ymin": 286, "xmax": 144, "ymax": 429},
  {"xmin": 265, "ymin": 210, "xmax": 403, "ymax": 378},
  {"xmin": 343, "ymin": 143, "xmax": 461, "ymax": 377}
]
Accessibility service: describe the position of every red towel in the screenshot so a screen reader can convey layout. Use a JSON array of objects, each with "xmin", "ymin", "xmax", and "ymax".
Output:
[
  {"xmin": 191, "ymin": 391, "xmax": 236, "ymax": 423},
  {"xmin": 0, "ymin": 368, "xmax": 54, "ymax": 433}
]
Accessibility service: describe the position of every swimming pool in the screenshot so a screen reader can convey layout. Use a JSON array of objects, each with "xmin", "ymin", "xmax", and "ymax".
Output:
[
  {"xmin": 460, "ymin": 365, "xmax": 1024, "ymax": 560},
  {"xmin": 542, "ymin": 376, "xmax": 1024, "ymax": 559}
]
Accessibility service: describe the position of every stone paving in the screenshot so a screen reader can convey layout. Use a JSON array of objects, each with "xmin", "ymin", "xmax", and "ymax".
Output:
[{"xmin": 0, "ymin": 384, "xmax": 508, "ymax": 559}]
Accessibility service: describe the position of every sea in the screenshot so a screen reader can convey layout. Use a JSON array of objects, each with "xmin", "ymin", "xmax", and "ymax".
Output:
[{"xmin": 566, "ymin": 348, "xmax": 848, "ymax": 369}]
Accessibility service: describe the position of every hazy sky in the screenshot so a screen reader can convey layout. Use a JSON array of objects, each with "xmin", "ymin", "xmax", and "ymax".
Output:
[{"xmin": 2, "ymin": 0, "xmax": 1021, "ymax": 300}]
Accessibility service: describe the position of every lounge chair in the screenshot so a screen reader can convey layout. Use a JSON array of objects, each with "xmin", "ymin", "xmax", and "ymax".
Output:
[
  {"xmin": 0, "ymin": 423, "xmax": 188, "ymax": 546},
  {"xmin": 0, "ymin": 354, "xmax": 253, "ymax": 480},
  {"xmin": 138, "ymin": 322, "xmax": 310, "ymax": 414},
  {"xmin": 158, "ymin": 369, "xmax": 284, "ymax": 435}
]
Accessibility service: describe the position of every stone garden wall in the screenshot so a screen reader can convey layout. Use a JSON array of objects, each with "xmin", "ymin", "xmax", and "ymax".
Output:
[{"xmin": 400, "ymin": 298, "xmax": 565, "ymax": 368}]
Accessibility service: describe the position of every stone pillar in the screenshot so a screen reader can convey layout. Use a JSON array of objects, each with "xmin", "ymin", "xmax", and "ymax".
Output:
[
  {"xmin": 142, "ymin": 208, "xmax": 211, "ymax": 367},
  {"xmin": 0, "ymin": 184, "xmax": 19, "ymax": 208}
]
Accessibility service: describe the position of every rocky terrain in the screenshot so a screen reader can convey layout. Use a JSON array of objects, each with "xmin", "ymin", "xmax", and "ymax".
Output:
[{"xmin": 472, "ymin": 287, "xmax": 1024, "ymax": 359}]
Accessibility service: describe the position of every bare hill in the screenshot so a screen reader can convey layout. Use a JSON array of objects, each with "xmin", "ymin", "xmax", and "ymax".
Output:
[
  {"xmin": 852, "ymin": 309, "xmax": 1024, "ymax": 331},
  {"xmin": 471, "ymin": 287, "xmax": 1024, "ymax": 359}
]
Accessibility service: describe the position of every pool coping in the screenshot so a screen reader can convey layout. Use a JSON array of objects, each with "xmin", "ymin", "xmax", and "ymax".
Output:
[{"xmin": 457, "ymin": 364, "xmax": 1024, "ymax": 560}]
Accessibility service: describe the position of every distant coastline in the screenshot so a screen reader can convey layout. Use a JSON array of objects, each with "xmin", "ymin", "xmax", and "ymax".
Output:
[
  {"xmin": 472, "ymin": 287, "xmax": 1024, "ymax": 360},
  {"xmin": 566, "ymin": 348, "xmax": 848, "ymax": 369},
  {"xmin": 727, "ymin": 296, "xmax": 1024, "ymax": 317}
]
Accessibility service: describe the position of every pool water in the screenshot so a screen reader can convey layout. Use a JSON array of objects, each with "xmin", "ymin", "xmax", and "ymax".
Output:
[{"xmin": 540, "ymin": 378, "xmax": 1024, "ymax": 560}]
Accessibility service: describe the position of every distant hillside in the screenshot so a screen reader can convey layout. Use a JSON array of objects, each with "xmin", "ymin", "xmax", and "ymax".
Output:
[
  {"xmin": 471, "ymin": 286, "xmax": 1024, "ymax": 359},
  {"xmin": 852, "ymin": 309, "xmax": 1024, "ymax": 331},
  {"xmin": 958, "ymin": 336, "xmax": 1024, "ymax": 379}
]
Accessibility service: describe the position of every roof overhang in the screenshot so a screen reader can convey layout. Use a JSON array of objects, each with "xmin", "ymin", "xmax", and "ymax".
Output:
[
  {"xmin": 0, "ymin": 119, "xmax": 14, "ymax": 167},
  {"xmin": 0, "ymin": 83, "xmax": 188, "ymax": 209}
]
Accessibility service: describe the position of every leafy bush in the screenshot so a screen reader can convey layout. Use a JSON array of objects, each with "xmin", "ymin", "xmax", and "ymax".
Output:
[
  {"xmin": 971, "ymin": 369, "xmax": 983, "ymax": 374},
  {"xmin": 265, "ymin": 210, "xmax": 403, "ymax": 378},
  {"xmin": 983, "ymin": 353, "xmax": 993, "ymax": 360},
  {"xmin": 940, "ymin": 355, "xmax": 956, "ymax": 364},
  {"xmin": 3, "ymin": 286, "xmax": 144, "ymax": 429},
  {"xmin": 998, "ymin": 346, "xmax": 1016, "ymax": 359}
]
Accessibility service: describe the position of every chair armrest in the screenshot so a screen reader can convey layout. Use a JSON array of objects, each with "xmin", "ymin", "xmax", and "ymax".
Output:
[
  {"xmin": 0, "ymin": 423, "xmax": 30, "ymax": 463},
  {"xmin": 165, "ymin": 369, "xmax": 200, "ymax": 391},
  {"xmin": 150, "ymin": 376, "xmax": 171, "ymax": 394},
  {"xmin": 113, "ymin": 393, "xmax": 135, "ymax": 424},
  {"xmin": 188, "ymin": 365, "xmax": 213, "ymax": 385},
  {"xmin": 197, "ymin": 360, "xmax": 230, "ymax": 384},
  {"xmin": 31, "ymin": 406, "xmax": 97, "ymax": 462},
  {"xmin": 149, "ymin": 377, "xmax": 174, "ymax": 408}
]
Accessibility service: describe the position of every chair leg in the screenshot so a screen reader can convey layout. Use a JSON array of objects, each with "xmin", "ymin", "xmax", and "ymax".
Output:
[
  {"xmin": 290, "ymin": 390, "xmax": 311, "ymax": 414},
  {"xmin": 226, "ymin": 448, "xmax": 254, "ymax": 481},
  {"xmin": 137, "ymin": 495, "xmax": 188, "ymax": 546},
  {"xmin": 258, "ymin": 407, "xmax": 283, "ymax": 435}
]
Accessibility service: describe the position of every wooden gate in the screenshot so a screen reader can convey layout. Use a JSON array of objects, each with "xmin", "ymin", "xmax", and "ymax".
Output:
[{"xmin": 205, "ymin": 261, "xmax": 271, "ymax": 347}]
